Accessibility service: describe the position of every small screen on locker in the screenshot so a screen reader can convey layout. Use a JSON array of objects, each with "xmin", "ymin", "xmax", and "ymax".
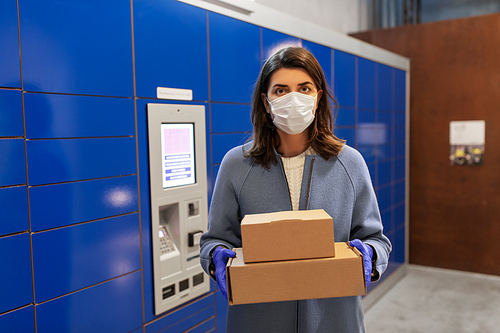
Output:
[{"xmin": 160, "ymin": 123, "xmax": 196, "ymax": 189}]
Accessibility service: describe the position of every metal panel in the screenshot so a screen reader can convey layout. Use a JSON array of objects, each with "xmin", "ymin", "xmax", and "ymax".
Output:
[
  {"xmin": 334, "ymin": 128, "xmax": 356, "ymax": 147},
  {"xmin": 394, "ymin": 68, "xmax": 406, "ymax": 111},
  {"xmin": 378, "ymin": 160, "xmax": 393, "ymax": 186},
  {"xmin": 0, "ymin": 186, "xmax": 29, "ymax": 236},
  {"xmin": 0, "ymin": 234, "xmax": 32, "ymax": 314},
  {"xmin": 211, "ymin": 133, "xmax": 249, "ymax": 165},
  {"xmin": 393, "ymin": 225, "xmax": 405, "ymax": 264},
  {"xmin": 133, "ymin": 0, "xmax": 208, "ymax": 100},
  {"xmin": 378, "ymin": 111, "xmax": 393, "ymax": 131},
  {"xmin": 334, "ymin": 50, "xmax": 356, "ymax": 108},
  {"xmin": 24, "ymin": 93, "xmax": 135, "ymax": 139},
  {"xmin": 377, "ymin": 144, "xmax": 392, "ymax": 161},
  {"xmin": 0, "ymin": 1, "xmax": 21, "ymax": 88},
  {"xmin": 358, "ymin": 145, "xmax": 376, "ymax": 163},
  {"xmin": 35, "ymin": 271, "xmax": 142, "ymax": 333},
  {"xmin": 211, "ymin": 103, "xmax": 252, "ymax": 133},
  {"xmin": 395, "ymin": 181, "xmax": 405, "ymax": 205},
  {"xmin": 378, "ymin": 64, "xmax": 393, "ymax": 111},
  {"xmin": 29, "ymin": 176, "xmax": 138, "ymax": 231},
  {"xmin": 161, "ymin": 307, "xmax": 214, "ymax": 333},
  {"xmin": 381, "ymin": 210, "xmax": 393, "ymax": 235},
  {"xmin": 19, "ymin": 0, "xmax": 133, "ymax": 96},
  {"xmin": 394, "ymin": 157, "xmax": 405, "ymax": 181},
  {"xmin": 0, "ymin": 139, "xmax": 26, "ymax": 186},
  {"xmin": 32, "ymin": 214, "xmax": 140, "ymax": 302},
  {"xmin": 336, "ymin": 108, "xmax": 356, "ymax": 127},
  {"xmin": 26, "ymin": 137, "xmax": 136, "ymax": 185},
  {"xmin": 302, "ymin": 40, "xmax": 332, "ymax": 90},
  {"xmin": 145, "ymin": 294, "xmax": 213, "ymax": 333},
  {"xmin": 209, "ymin": 12, "xmax": 260, "ymax": 103},
  {"xmin": 0, "ymin": 305, "xmax": 35, "ymax": 332},
  {"xmin": 358, "ymin": 57, "xmax": 376, "ymax": 110},
  {"xmin": 377, "ymin": 185, "xmax": 392, "ymax": 213},
  {"xmin": 262, "ymin": 28, "xmax": 301, "ymax": 63},
  {"xmin": 0, "ymin": 90, "xmax": 23, "ymax": 137}
]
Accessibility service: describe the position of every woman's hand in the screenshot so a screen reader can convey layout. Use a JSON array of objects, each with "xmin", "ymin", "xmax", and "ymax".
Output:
[
  {"xmin": 349, "ymin": 239, "xmax": 374, "ymax": 288},
  {"xmin": 213, "ymin": 247, "xmax": 236, "ymax": 300}
]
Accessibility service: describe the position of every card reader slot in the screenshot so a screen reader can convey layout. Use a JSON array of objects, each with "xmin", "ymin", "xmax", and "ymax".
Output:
[{"xmin": 162, "ymin": 284, "xmax": 175, "ymax": 300}]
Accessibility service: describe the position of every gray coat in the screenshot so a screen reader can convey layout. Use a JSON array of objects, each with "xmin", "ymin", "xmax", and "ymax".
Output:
[{"xmin": 200, "ymin": 144, "xmax": 392, "ymax": 333}]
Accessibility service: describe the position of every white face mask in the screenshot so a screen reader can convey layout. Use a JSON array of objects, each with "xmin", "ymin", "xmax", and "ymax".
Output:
[{"xmin": 267, "ymin": 92, "xmax": 317, "ymax": 135}]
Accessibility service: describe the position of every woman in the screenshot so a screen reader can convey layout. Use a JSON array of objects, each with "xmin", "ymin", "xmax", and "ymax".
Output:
[{"xmin": 200, "ymin": 46, "xmax": 391, "ymax": 332}]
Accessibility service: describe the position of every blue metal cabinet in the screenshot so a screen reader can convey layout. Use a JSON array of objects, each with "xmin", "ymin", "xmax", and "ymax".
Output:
[
  {"xmin": 358, "ymin": 57, "xmax": 376, "ymax": 111},
  {"xmin": 35, "ymin": 271, "xmax": 142, "ymax": 333},
  {"xmin": 335, "ymin": 108, "xmax": 356, "ymax": 127},
  {"xmin": 262, "ymin": 28, "xmax": 301, "ymax": 63},
  {"xmin": 0, "ymin": 305, "xmax": 35, "ymax": 332},
  {"xmin": 209, "ymin": 12, "xmax": 260, "ymax": 103},
  {"xmin": 395, "ymin": 114, "xmax": 406, "ymax": 132},
  {"xmin": 377, "ymin": 144, "xmax": 392, "ymax": 161},
  {"xmin": 24, "ymin": 93, "xmax": 135, "ymax": 139},
  {"xmin": 358, "ymin": 110, "xmax": 376, "ymax": 125},
  {"xmin": 395, "ymin": 157, "xmax": 405, "ymax": 181},
  {"xmin": 0, "ymin": 234, "xmax": 33, "ymax": 314},
  {"xmin": 0, "ymin": 90, "xmax": 23, "ymax": 137},
  {"xmin": 211, "ymin": 103, "xmax": 252, "ymax": 134},
  {"xmin": 395, "ymin": 181, "xmax": 405, "ymax": 205},
  {"xmin": 0, "ymin": 139, "xmax": 26, "ymax": 186},
  {"xmin": 302, "ymin": 41, "xmax": 332, "ymax": 90},
  {"xmin": 378, "ymin": 64, "xmax": 393, "ymax": 111},
  {"xmin": 32, "ymin": 214, "xmax": 140, "ymax": 302},
  {"xmin": 26, "ymin": 137, "xmax": 137, "ymax": 185},
  {"xmin": 395, "ymin": 69, "xmax": 406, "ymax": 112},
  {"xmin": 378, "ymin": 160, "xmax": 393, "ymax": 187},
  {"xmin": 395, "ymin": 142, "xmax": 406, "ymax": 158},
  {"xmin": 211, "ymin": 133, "xmax": 249, "ymax": 165},
  {"xmin": 333, "ymin": 50, "xmax": 356, "ymax": 108},
  {"xmin": 134, "ymin": 0, "xmax": 208, "ymax": 100},
  {"xmin": 29, "ymin": 175, "xmax": 138, "ymax": 231},
  {"xmin": 0, "ymin": 186, "xmax": 29, "ymax": 236},
  {"xmin": 378, "ymin": 111, "xmax": 393, "ymax": 139},
  {"xmin": 19, "ymin": 0, "xmax": 133, "ymax": 96},
  {"xmin": 381, "ymin": 210, "xmax": 393, "ymax": 236},
  {"xmin": 144, "ymin": 294, "xmax": 214, "ymax": 333},
  {"xmin": 393, "ymin": 224, "xmax": 405, "ymax": 265},
  {"xmin": 334, "ymin": 128, "xmax": 356, "ymax": 147},
  {"xmin": 0, "ymin": 1, "xmax": 21, "ymax": 88},
  {"xmin": 377, "ymin": 185, "xmax": 392, "ymax": 213}
]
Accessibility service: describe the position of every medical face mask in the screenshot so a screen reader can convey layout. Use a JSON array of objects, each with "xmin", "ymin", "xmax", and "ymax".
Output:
[{"xmin": 267, "ymin": 92, "xmax": 317, "ymax": 135}]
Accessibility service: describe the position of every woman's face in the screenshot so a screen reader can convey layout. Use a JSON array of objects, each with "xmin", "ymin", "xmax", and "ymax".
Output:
[{"xmin": 262, "ymin": 67, "xmax": 322, "ymax": 111}]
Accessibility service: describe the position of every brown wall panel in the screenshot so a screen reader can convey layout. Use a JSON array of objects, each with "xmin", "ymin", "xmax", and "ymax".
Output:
[{"xmin": 351, "ymin": 14, "xmax": 500, "ymax": 275}]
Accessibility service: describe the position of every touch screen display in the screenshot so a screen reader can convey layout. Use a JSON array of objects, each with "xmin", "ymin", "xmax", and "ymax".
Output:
[{"xmin": 161, "ymin": 123, "xmax": 196, "ymax": 189}]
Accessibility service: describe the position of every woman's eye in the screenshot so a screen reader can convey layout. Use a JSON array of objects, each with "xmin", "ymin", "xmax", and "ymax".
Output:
[
  {"xmin": 301, "ymin": 87, "xmax": 311, "ymax": 93},
  {"xmin": 275, "ymin": 88, "xmax": 286, "ymax": 95}
]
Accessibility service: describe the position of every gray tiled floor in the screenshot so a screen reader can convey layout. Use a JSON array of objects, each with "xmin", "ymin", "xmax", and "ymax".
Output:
[{"xmin": 365, "ymin": 265, "xmax": 500, "ymax": 333}]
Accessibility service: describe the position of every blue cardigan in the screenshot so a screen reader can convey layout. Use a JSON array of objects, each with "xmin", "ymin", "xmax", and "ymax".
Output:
[{"xmin": 200, "ymin": 143, "xmax": 392, "ymax": 332}]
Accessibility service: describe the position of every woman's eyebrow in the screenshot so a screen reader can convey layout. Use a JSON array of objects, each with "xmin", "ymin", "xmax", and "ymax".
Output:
[
  {"xmin": 271, "ymin": 83, "xmax": 288, "ymax": 88},
  {"xmin": 298, "ymin": 81, "xmax": 314, "ymax": 86}
]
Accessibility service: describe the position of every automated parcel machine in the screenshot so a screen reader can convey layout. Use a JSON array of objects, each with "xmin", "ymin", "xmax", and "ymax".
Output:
[{"xmin": 147, "ymin": 103, "xmax": 210, "ymax": 315}]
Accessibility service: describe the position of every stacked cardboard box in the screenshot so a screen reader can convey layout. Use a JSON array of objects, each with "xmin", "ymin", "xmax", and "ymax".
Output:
[{"xmin": 226, "ymin": 209, "xmax": 366, "ymax": 305}]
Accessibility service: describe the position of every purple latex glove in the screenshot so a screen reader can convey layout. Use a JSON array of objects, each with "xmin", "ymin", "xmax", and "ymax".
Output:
[
  {"xmin": 349, "ymin": 239, "xmax": 373, "ymax": 288},
  {"xmin": 213, "ymin": 247, "xmax": 236, "ymax": 300}
]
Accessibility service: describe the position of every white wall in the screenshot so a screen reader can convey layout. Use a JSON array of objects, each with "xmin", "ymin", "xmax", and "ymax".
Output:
[{"xmin": 254, "ymin": 0, "xmax": 371, "ymax": 34}]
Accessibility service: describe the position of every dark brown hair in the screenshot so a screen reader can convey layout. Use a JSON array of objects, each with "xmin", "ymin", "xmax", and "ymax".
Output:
[{"xmin": 246, "ymin": 46, "xmax": 345, "ymax": 168}]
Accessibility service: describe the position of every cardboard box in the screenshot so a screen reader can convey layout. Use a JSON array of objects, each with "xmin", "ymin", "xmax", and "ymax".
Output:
[
  {"xmin": 241, "ymin": 209, "xmax": 335, "ymax": 263},
  {"xmin": 227, "ymin": 242, "xmax": 366, "ymax": 306}
]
